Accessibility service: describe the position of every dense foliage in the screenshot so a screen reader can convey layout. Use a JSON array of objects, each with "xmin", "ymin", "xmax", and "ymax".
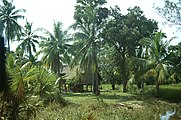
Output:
[{"xmin": 0, "ymin": 0, "xmax": 180, "ymax": 119}]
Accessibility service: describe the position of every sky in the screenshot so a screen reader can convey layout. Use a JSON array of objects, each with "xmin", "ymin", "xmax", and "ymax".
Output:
[{"xmin": 10, "ymin": 0, "xmax": 181, "ymax": 50}]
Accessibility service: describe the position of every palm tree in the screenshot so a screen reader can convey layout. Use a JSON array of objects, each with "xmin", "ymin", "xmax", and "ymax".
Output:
[
  {"xmin": 130, "ymin": 31, "xmax": 174, "ymax": 97},
  {"xmin": 71, "ymin": 0, "xmax": 108, "ymax": 95},
  {"xmin": 39, "ymin": 21, "xmax": 71, "ymax": 76},
  {"xmin": 16, "ymin": 21, "xmax": 43, "ymax": 61},
  {"xmin": 0, "ymin": 0, "xmax": 25, "ymax": 52}
]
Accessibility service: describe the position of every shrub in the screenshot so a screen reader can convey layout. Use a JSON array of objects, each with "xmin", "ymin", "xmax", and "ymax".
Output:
[{"xmin": 43, "ymin": 91, "xmax": 69, "ymax": 107}]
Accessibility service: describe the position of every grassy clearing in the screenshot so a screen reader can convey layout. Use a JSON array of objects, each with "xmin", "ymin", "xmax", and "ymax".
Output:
[{"xmin": 33, "ymin": 84, "xmax": 181, "ymax": 120}]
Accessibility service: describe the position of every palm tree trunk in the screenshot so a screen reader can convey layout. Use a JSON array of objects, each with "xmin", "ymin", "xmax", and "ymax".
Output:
[
  {"xmin": 93, "ymin": 73, "xmax": 99, "ymax": 95},
  {"xmin": 112, "ymin": 79, "xmax": 115, "ymax": 90},
  {"xmin": 57, "ymin": 54, "xmax": 60, "ymax": 76},
  {"xmin": 7, "ymin": 23, "xmax": 11, "ymax": 53},
  {"xmin": 28, "ymin": 43, "xmax": 32, "ymax": 60},
  {"xmin": 92, "ymin": 70, "xmax": 100, "ymax": 95},
  {"xmin": 0, "ymin": 36, "xmax": 7, "ymax": 117},
  {"xmin": 7, "ymin": 38, "xmax": 10, "ymax": 53},
  {"xmin": 0, "ymin": 36, "xmax": 8, "ymax": 92},
  {"xmin": 92, "ymin": 47, "xmax": 100, "ymax": 95},
  {"xmin": 57, "ymin": 54, "xmax": 62, "ymax": 93},
  {"xmin": 155, "ymin": 80, "xmax": 160, "ymax": 97},
  {"xmin": 123, "ymin": 80, "xmax": 127, "ymax": 92}
]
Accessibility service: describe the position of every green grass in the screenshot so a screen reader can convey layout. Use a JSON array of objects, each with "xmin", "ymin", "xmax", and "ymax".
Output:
[
  {"xmin": 31, "ymin": 84, "xmax": 181, "ymax": 120},
  {"xmin": 159, "ymin": 84, "xmax": 181, "ymax": 102},
  {"xmin": 142, "ymin": 83, "xmax": 181, "ymax": 102}
]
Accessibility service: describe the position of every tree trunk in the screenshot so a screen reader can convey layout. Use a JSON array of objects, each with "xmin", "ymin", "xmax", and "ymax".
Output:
[
  {"xmin": 7, "ymin": 23, "xmax": 11, "ymax": 53},
  {"xmin": 122, "ymin": 47, "xmax": 128, "ymax": 93},
  {"xmin": 0, "ymin": 36, "xmax": 8, "ymax": 92},
  {"xmin": 123, "ymin": 81, "xmax": 128, "ymax": 92},
  {"xmin": 28, "ymin": 42, "xmax": 32, "ymax": 60},
  {"xmin": 92, "ymin": 68, "xmax": 99, "ymax": 95},
  {"xmin": 93, "ymin": 72, "xmax": 99, "ymax": 95},
  {"xmin": 7, "ymin": 38, "xmax": 10, "ymax": 53},
  {"xmin": 64, "ymin": 83, "xmax": 67, "ymax": 92},
  {"xmin": 155, "ymin": 80, "xmax": 160, "ymax": 97},
  {"xmin": 57, "ymin": 54, "xmax": 60, "ymax": 76},
  {"xmin": 112, "ymin": 79, "xmax": 115, "ymax": 90},
  {"xmin": 92, "ymin": 47, "xmax": 100, "ymax": 95},
  {"xmin": 0, "ymin": 36, "xmax": 9, "ymax": 117}
]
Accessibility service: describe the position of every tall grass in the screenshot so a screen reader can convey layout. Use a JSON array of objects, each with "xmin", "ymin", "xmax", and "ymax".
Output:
[
  {"xmin": 138, "ymin": 84, "xmax": 181, "ymax": 102},
  {"xmin": 159, "ymin": 84, "xmax": 181, "ymax": 102},
  {"xmin": 33, "ymin": 96, "xmax": 179, "ymax": 120},
  {"xmin": 25, "ymin": 84, "xmax": 181, "ymax": 119}
]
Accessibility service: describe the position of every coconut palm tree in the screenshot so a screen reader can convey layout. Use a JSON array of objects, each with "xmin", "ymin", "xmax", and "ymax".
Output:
[
  {"xmin": 130, "ymin": 31, "xmax": 174, "ymax": 97},
  {"xmin": 0, "ymin": 0, "xmax": 25, "ymax": 52},
  {"xmin": 70, "ymin": 0, "xmax": 108, "ymax": 95},
  {"xmin": 16, "ymin": 21, "xmax": 44, "ymax": 62},
  {"xmin": 39, "ymin": 21, "xmax": 71, "ymax": 76}
]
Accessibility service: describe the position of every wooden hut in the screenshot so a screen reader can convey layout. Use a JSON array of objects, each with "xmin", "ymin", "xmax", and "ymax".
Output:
[{"xmin": 59, "ymin": 66, "xmax": 102, "ymax": 93}]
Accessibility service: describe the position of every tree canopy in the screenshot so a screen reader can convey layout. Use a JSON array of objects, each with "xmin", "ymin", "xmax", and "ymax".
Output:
[{"xmin": 101, "ymin": 6, "xmax": 158, "ymax": 92}]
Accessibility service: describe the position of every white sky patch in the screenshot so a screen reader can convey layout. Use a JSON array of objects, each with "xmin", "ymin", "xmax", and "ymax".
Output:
[{"xmin": 10, "ymin": 0, "xmax": 181, "ymax": 50}]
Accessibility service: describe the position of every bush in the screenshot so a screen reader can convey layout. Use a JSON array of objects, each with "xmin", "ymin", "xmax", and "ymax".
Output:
[{"xmin": 43, "ymin": 91, "xmax": 69, "ymax": 107}]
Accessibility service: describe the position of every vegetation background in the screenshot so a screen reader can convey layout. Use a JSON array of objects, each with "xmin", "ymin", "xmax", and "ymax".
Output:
[{"xmin": 0, "ymin": 0, "xmax": 180, "ymax": 119}]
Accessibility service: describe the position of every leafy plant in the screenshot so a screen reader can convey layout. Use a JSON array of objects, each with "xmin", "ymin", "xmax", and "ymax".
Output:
[
  {"xmin": 4, "ymin": 54, "xmax": 39, "ymax": 119},
  {"xmin": 129, "ymin": 31, "xmax": 174, "ymax": 97}
]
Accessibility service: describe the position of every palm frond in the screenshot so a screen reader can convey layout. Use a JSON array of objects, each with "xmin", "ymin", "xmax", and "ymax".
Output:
[
  {"xmin": 20, "ymin": 61, "xmax": 32, "ymax": 71},
  {"xmin": 139, "ymin": 37, "xmax": 151, "ymax": 46},
  {"xmin": 129, "ymin": 57, "xmax": 149, "ymax": 69}
]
